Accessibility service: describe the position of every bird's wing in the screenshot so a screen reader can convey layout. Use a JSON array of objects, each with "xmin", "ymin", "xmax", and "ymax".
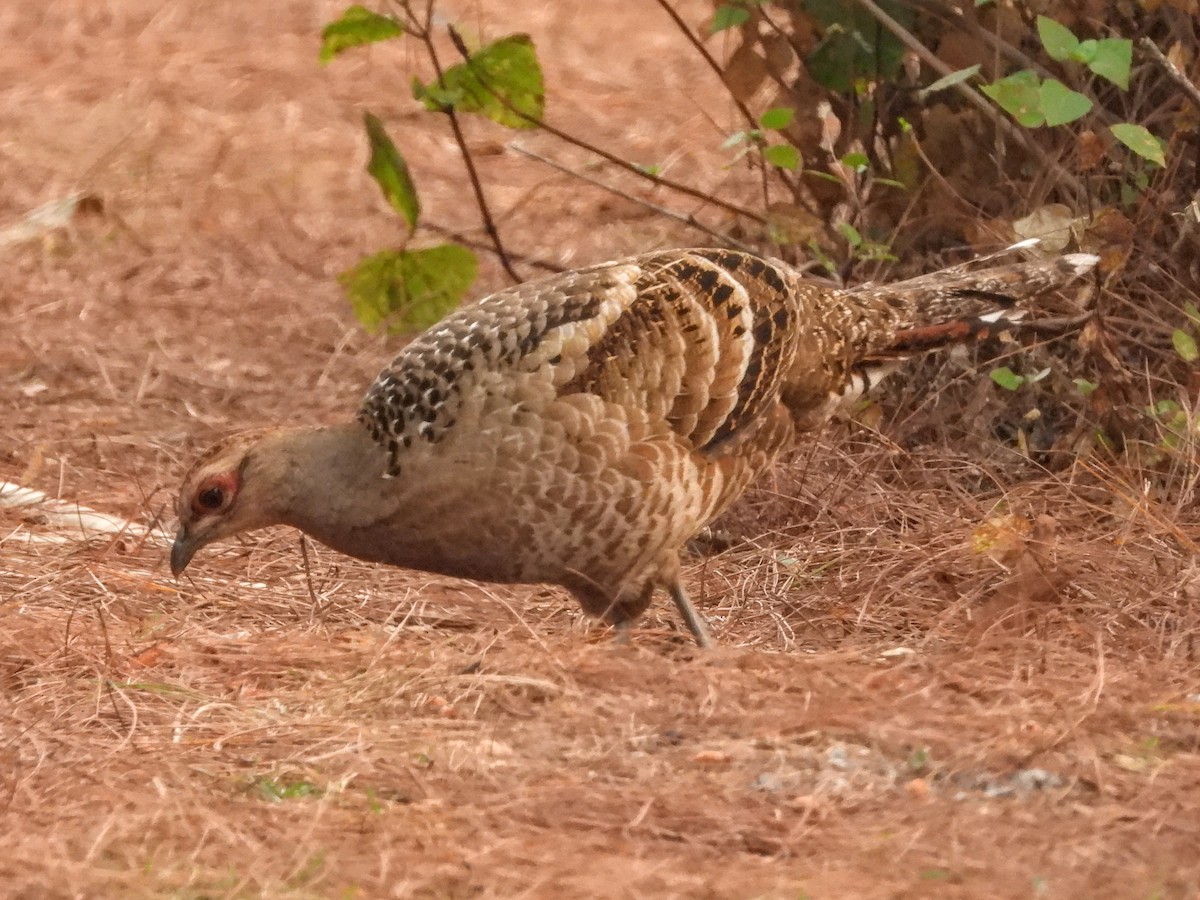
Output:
[
  {"xmin": 357, "ymin": 249, "xmax": 803, "ymax": 462},
  {"xmin": 560, "ymin": 249, "xmax": 803, "ymax": 453}
]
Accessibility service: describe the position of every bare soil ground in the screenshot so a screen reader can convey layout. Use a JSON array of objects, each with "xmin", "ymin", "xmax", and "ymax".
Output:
[{"xmin": 3, "ymin": 2, "xmax": 1200, "ymax": 897}]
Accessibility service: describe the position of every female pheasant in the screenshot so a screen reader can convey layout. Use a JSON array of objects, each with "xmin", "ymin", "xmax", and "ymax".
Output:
[{"xmin": 172, "ymin": 247, "xmax": 1096, "ymax": 646}]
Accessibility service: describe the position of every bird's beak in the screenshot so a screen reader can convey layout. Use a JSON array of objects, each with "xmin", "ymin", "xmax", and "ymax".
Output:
[{"xmin": 170, "ymin": 527, "xmax": 200, "ymax": 577}]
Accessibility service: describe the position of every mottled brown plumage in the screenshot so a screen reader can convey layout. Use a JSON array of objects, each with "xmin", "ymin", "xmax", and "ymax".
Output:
[{"xmin": 172, "ymin": 247, "xmax": 1096, "ymax": 646}]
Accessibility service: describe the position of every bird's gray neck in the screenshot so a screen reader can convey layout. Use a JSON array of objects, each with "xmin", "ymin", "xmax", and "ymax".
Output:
[{"xmin": 247, "ymin": 423, "xmax": 392, "ymax": 533}]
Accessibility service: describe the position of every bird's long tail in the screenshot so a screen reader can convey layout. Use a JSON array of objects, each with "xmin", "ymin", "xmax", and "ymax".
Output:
[
  {"xmin": 836, "ymin": 244, "xmax": 1099, "ymax": 405},
  {"xmin": 847, "ymin": 244, "xmax": 1099, "ymax": 329}
]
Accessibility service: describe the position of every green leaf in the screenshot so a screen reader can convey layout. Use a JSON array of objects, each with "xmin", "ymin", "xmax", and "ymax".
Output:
[
  {"xmin": 763, "ymin": 143, "xmax": 801, "ymax": 170},
  {"xmin": 1152, "ymin": 398, "xmax": 1181, "ymax": 417},
  {"xmin": 319, "ymin": 6, "xmax": 403, "ymax": 64},
  {"xmin": 990, "ymin": 367, "xmax": 1025, "ymax": 391},
  {"xmin": 410, "ymin": 75, "xmax": 457, "ymax": 109},
  {"xmin": 256, "ymin": 778, "xmax": 320, "ymax": 802},
  {"xmin": 414, "ymin": 35, "xmax": 544, "ymax": 129},
  {"xmin": 341, "ymin": 244, "xmax": 478, "ymax": 333},
  {"xmin": 1071, "ymin": 38, "xmax": 1099, "ymax": 65},
  {"xmin": 920, "ymin": 869, "xmax": 955, "ymax": 882},
  {"xmin": 1172, "ymin": 328, "xmax": 1199, "ymax": 362},
  {"xmin": 841, "ymin": 151, "xmax": 869, "ymax": 172},
  {"xmin": 363, "ymin": 112, "xmax": 419, "ymax": 232},
  {"xmin": 1110, "ymin": 123, "xmax": 1166, "ymax": 166},
  {"xmin": 980, "ymin": 71, "xmax": 1045, "ymax": 127},
  {"xmin": 1185, "ymin": 302, "xmax": 1200, "ymax": 326},
  {"xmin": 837, "ymin": 222, "xmax": 863, "ymax": 247},
  {"xmin": 803, "ymin": 169, "xmax": 842, "ymax": 184},
  {"xmin": 918, "ymin": 64, "xmax": 981, "ymax": 99},
  {"xmin": 908, "ymin": 747, "xmax": 931, "ymax": 772},
  {"xmin": 805, "ymin": 239, "xmax": 838, "ymax": 274},
  {"xmin": 1039, "ymin": 78, "xmax": 1093, "ymax": 126},
  {"xmin": 855, "ymin": 241, "xmax": 897, "ymax": 262},
  {"xmin": 711, "ymin": 5, "xmax": 751, "ymax": 32},
  {"xmin": 1087, "ymin": 38, "xmax": 1132, "ymax": 89},
  {"xmin": 759, "ymin": 107, "xmax": 795, "ymax": 130},
  {"xmin": 1036, "ymin": 16, "xmax": 1079, "ymax": 61},
  {"xmin": 1073, "ymin": 378, "xmax": 1099, "ymax": 396}
]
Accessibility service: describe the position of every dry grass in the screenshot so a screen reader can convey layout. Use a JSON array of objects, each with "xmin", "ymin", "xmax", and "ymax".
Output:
[{"xmin": 3, "ymin": 1, "xmax": 1200, "ymax": 897}]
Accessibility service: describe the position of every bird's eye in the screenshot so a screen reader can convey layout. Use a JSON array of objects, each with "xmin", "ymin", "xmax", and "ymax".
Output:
[{"xmin": 197, "ymin": 486, "xmax": 225, "ymax": 510}]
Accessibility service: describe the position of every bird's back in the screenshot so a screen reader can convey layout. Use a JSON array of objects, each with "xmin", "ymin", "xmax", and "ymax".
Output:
[{"xmin": 362, "ymin": 252, "xmax": 789, "ymax": 460}]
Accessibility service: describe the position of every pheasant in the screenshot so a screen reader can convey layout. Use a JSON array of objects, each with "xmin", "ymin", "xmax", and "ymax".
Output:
[{"xmin": 171, "ymin": 246, "xmax": 1096, "ymax": 646}]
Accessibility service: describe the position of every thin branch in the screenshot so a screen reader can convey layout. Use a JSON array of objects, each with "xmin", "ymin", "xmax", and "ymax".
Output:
[
  {"xmin": 521, "ymin": 112, "xmax": 769, "ymax": 223},
  {"xmin": 510, "ymin": 144, "xmax": 760, "ymax": 253},
  {"xmin": 924, "ymin": 0, "xmax": 1050, "ymax": 78},
  {"xmin": 907, "ymin": 131, "xmax": 985, "ymax": 216},
  {"xmin": 852, "ymin": 0, "xmax": 1086, "ymax": 200},
  {"xmin": 1011, "ymin": 312, "xmax": 1096, "ymax": 337},
  {"xmin": 651, "ymin": 0, "xmax": 801, "ymax": 206},
  {"xmin": 384, "ymin": 0, "xmax": 423, "ymax": 37},
  {"xmin": 445, "ymin": 25, "xmax": 767, "ymax": 225},
  {"xmin": 418, "ymin": 11, "xmax": 521, "ymax": 282},
  {"xmin": 655, "ymin": 0, "xmax": 757, "ymax": 128},
  {"xmin": 1139, "ymin": 37, "xmax": 1200, "ymax": 113},
  {"xmin": 421, "ymin": 220, "xmax": 566, "ymax": 273}
]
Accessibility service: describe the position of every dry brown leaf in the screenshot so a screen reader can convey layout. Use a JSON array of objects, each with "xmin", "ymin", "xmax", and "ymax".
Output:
[
  {"xmin": 1078, "ymin": 129, "xmax": 1107, "ymax": 171},
  {"xmin": 963, "ymin": 218, "xmax": 1018, "ymax": 253},
  {"xmin": 971, "ymin": 513, "xmax": 1032, "ymax": 566},
  {"xmin": 1085, "ymin": 208, "xmax": 1135, "ymax": 274},
  {"xmin": 1166, "ymin": 40, "xmax": 1192, "ymax": 70},
  {"xmin": 1014, "ymin": 205, "xmax": 1076, "ymax": 253},
  {"xmin": 126, "ymin": 643, "xmax": 170, "ymax": 669},
  {"xmin": 935, "ymin": 31, "xmax": 992, "ymax": 74},
  {"xmin": 817, "ymin": 100, "xmax": 840, "ymax": 154},
  {"xmin": 721, "ymin": 39, "xmax": 768, "ymax": 105}
]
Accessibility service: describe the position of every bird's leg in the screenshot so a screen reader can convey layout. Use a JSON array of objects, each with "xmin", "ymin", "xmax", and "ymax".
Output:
[
  {"xmin": 667, "ymin": 580, "xmax": 714, "ymax": 649},
  {"xmin": 686, "ymin": 525, "xmax": 738, "ymax": 556},
  {"xmin": 569, "ymin": 567, "xmax": 713, "ymax": 647}
]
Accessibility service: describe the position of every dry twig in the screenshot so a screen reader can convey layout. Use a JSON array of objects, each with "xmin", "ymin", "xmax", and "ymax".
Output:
[
  {"xmin": 1139, "ymin": 37, "xmax": 1200, "ymax": 113},
  {"xmin": 510, "ymin": 144, "xmax": 759, "ymax": 253},
  {"xmin": 416, "ymin": 3, "xmax": 522, "ymax": 282}
]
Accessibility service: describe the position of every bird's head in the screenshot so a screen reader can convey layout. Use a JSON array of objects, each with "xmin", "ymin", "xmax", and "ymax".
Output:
[{"xmin": 171, "ymin": 429, "xmax": 283, "ymax": 576}]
